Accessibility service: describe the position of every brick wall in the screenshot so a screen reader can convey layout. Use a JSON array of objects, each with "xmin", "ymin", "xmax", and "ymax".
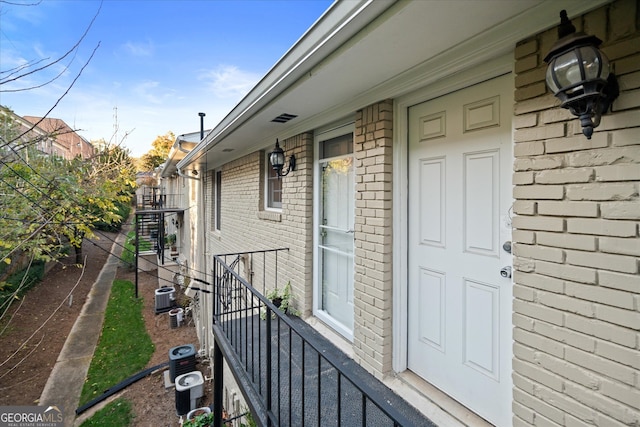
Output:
[
  {"xmin": 202, "ymin": 133, "xmax": 314, "ymax": 315},
  {"xmin": 512, "ymin": 1, "xmax": 639, "ymax": 425},
  {"xmin": 353, "ymin": 100, "xmax": 394, "ymax": 379}
]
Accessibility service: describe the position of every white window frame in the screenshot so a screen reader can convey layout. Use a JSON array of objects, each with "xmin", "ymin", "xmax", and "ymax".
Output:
[{"xmin": 264, "ymin": 154, "xmax": 282, "ymax": 210}]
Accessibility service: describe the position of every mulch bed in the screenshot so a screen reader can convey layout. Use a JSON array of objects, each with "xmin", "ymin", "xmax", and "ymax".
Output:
[{"xmin": 0, "ymin": 229, "xmax": 207, "ymax": 426}]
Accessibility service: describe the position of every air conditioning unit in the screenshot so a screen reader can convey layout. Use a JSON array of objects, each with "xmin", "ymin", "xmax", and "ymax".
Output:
[
  {"xmin": 175, "ymin": 370, "xmax": 204, "ymax": 415},
  {"xmin": 155, "ymin": 286, "xmax": 175, "ymax": 313},
  {"xmin": 169, "ymin": 344, "xmax": 196, "ymax": 382}
]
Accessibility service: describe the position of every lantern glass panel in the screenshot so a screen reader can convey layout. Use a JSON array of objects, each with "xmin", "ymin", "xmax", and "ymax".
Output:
[
  {"xmin": 554, "ymin": 50, "xmax": 582, "ymax": 89},
  {"xmin": 580, "ymin": 46, "xmax": 599, "ymax": 80},
  {"xmin": 270, "ymin": 151, "xmax": 284, "ymax": 168},
  {"xmin": 545, "ymin": 65, "xmax": 560, "ymax": 94}
]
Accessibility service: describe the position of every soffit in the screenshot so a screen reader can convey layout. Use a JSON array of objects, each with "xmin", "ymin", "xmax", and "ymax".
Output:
[{"xmin": 179, "ymin": 0, "xmax": 609, "ymax": 172}]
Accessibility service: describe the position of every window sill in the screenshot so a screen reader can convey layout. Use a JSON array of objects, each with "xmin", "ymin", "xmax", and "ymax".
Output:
[{"xmin": 257, "ymin": 210, "xmax": 282, "ymax": 222}]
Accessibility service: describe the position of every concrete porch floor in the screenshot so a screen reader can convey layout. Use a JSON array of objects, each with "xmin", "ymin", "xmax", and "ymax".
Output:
[
  {"xmin": 308, "ymin": 318, "xmax": 495, "ymax": 427},
  {"xmin": 219, "ymin": 311, "xmax": 491, "ymax": 426}
]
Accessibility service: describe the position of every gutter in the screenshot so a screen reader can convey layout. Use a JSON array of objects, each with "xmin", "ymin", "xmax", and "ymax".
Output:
[
  {"xmin": 178, "ymin": 139, "xmax": 192, "ymax": 153},
  {"xmin": 160, "ymin": 132, "xmax": 201, "ymax": 178}
]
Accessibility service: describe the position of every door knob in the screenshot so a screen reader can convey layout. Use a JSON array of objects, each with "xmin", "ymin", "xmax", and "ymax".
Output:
[{"xmin": 500, "ymin": 266, "xmax": 512, "ymax": 278}]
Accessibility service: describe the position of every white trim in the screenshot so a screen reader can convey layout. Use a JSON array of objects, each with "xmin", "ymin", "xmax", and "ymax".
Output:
[
  {"xmin": 392, "ymin": 53, "xmax": 513, "ymax": 374},
  {"xmin": 263, "ymin": 153, "xmax": 283, "ymax": 211},
  {"xmin": 313, "ymin": 121, "xmax": 356, "ymax": 342}
]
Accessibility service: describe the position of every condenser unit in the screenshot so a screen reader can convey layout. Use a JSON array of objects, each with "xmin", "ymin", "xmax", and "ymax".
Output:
[
  {"xmin": 169, "ymin": 344, "xmax": 196, "ymax": 382},
  {"xmin": 175, "ymin": 370, "xmax": 204, "ymax": 415},
  {"xmin": 155, "ymin": 286, "xmax": 175, "ymax": 313}
]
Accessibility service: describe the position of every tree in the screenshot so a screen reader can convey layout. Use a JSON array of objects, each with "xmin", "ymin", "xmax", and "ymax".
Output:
[
  {"xmin": 0, "ymin": 136, "xmax": 136, "ymax": 278},
  {"xmin": 71, "ymin": 144, "xmax": 137, "ymax": 261},
  {"xmin": 139, "ymin": 131, "xmax": 175, "ymax": 171},
  {"xmin": 0, "ymin": 2, "xmax": 138, "ymax": 331}
]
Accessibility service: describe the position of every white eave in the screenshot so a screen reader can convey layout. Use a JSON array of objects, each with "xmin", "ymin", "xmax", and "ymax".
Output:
[
  {"xmin": 161, "ymin": 131, "xmax": 206, "ymax": 177},
  {"xmin": 177, "ymin": 0, "xmax": 610, "ymax": 172}
]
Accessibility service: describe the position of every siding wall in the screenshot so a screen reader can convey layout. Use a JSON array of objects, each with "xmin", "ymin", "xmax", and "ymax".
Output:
[{"xmin": 512, "ymin": 1, "xmax": 640, "ymax": 425}]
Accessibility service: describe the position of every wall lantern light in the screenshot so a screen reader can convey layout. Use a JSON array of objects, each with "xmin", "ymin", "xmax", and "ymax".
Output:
[
  {"xmin": 269, "ymin": 139, "xmax": 296, "ymax": 178},
  {"xmin": 544, "ymin": 10, "xmax": 619, "ymax": 139}
]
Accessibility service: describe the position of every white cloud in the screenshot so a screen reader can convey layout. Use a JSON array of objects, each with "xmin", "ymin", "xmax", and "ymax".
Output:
[
  {"xmin": 133, "ymin": 80, "xmax": 165, "ymax": 104},
  {"xmin": 122, "ymin": 40, "xmax": 154, "ymax": 57},
  {"xmin": 199, "ymin": 65, "xmax": 260, "ymax": 100}
]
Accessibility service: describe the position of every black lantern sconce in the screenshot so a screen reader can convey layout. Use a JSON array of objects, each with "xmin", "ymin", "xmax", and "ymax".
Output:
[
  {"xmin": 544, "ymin": 10, "xmax": 619, "ymax": 139},
  {"xmin": 269, "ymin": 139, "xmax": 296, "ymax": 178}
]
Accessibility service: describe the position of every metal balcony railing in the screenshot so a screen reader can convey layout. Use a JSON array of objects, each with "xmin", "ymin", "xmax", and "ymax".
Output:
[
  {"xmin": 211, "ymin": 250, "xmax": 427, "ymax": 427},
  {"xmin": 136, "ymin": 192, "xmax": 182, "ymax": 210}
]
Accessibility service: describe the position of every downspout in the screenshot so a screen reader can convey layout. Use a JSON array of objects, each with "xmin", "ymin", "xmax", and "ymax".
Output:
[{"xmin": 197, "ymin": 112, "xmax": 211, "ymax": 358}]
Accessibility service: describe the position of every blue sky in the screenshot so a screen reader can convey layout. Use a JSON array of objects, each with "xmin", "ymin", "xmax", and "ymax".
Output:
[{"xmin": 0, "ymin": 0, "xmax": 333, "ymax": 156}]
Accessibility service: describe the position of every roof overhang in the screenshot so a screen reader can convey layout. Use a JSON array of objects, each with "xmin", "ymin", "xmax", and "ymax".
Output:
[
  {"xmin": 177, "ymin": 0, "xmax": 610, "ymax": 172},
  {"xmin": 160, "ymin": 131, "xmax": 205, "ymax": 177}
]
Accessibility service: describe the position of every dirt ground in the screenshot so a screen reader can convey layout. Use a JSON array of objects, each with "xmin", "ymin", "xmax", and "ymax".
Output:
[{"xmin": 0, "ymin": 229, "xmax": 208, "ymax": 426}]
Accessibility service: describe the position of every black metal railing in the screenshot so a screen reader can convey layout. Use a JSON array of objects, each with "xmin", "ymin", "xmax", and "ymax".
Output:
[
  {"xmin": 136, "ymin": 192, "xmax": 182, "ymax": 210},
  {"xmin": 211, "ymin": 250, "xmax": 414, "ymax": 427}
]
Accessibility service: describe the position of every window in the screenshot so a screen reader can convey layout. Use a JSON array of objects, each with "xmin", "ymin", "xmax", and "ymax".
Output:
[
  {"xmin": 265, "ymin": 155, "xmax": 282, "ymax": 209},
  {"xmin": 213, "ymin": 170, "xmax": 222, "ymax": 231}
]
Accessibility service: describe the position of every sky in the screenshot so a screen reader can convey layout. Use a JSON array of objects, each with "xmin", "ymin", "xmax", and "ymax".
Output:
[{"xmin": 0, "ymin": 0, "xmax": 333, "ymax": 157}]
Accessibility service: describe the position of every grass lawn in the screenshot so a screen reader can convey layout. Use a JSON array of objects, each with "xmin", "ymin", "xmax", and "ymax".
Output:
[
  {"xmin": 79, "ymin": 397, "xmax": 133, "ymax": 427},
  {"xmin": 79, "ymin": 279, "xmax": 154, "ymax": 408}
]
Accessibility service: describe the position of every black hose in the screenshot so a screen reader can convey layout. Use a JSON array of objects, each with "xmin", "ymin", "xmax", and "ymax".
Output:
[{"xmin": 75, "ymin": 361, "xmax": 169, "ymax": 415}]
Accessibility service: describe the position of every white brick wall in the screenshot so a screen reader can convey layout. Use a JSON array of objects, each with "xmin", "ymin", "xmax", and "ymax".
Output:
[
  {"xmin": 196, "ymin": 133, "xmax": 314, "ymax": 317},
  {"xmin": 512, "ymin": 1, "xmax": 640, "ymax": 425},
  {"xmin": 186, "ymin": 103, "xmax": 397, "ymax": 384},
  {"xmin": 353, "ymin": 100, "xmax": 394, "ymax": 379}
]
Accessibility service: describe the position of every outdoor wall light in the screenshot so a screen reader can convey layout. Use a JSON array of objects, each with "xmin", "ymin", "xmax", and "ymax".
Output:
[
  {"xmin": 269, "ymin": 139, "xmax": 296, "ymax": 178},
  {"xmin": 544, "ymin": 10, "xmax": 619, "ymax": 139}
]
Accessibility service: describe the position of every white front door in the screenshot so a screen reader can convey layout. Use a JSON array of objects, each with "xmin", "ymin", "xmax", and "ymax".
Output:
[
  {"xmin": 407, "ymin": 74, "xmax": 513, "ymax": 426},
  {"xmin": 315, "ymin": 130, "xmax": 354, "ymax": 339}
]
